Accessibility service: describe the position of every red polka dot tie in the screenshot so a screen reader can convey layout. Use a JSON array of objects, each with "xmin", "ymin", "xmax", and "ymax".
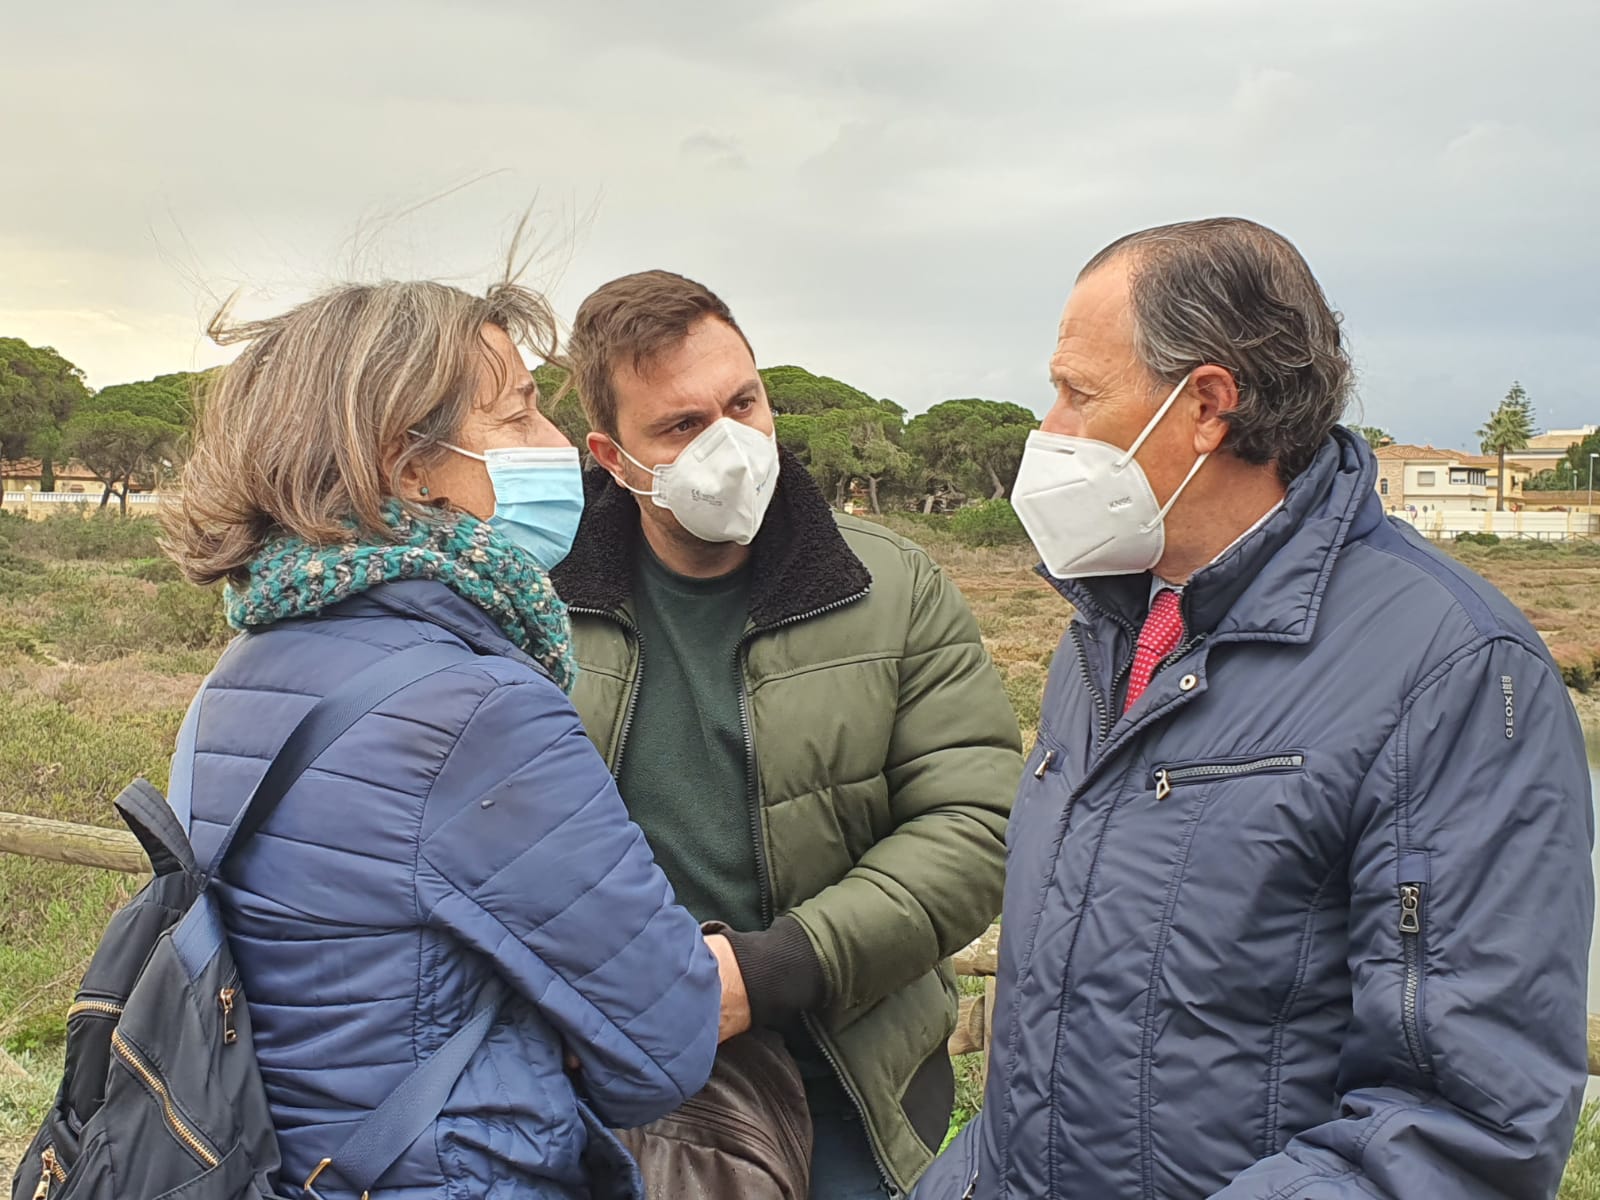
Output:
[{"xmin": 1124, "ymin": 589, "xmax": 1184, "ymax": 712}]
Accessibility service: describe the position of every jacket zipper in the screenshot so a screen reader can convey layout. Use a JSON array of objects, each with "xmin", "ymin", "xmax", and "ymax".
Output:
[
  {"xmin": 734, "ymin": 588, "xmax": 869, "ymax": 928},
  {"xmin": 568, "ymin": 606, "xmax": 645, "ymax": 772},
  {"xmin": 110, "ymin": 1028, "xmax": 221, "ymax": 1168},
  {"xmin": 732, "ymin": 589, "xmax": 886, "ymax": 1182},
  {"xmin": 31, "ymin": 1146, "xmax": 66, "ymax": 1200},
  {"xmin": 1399, "ymin": 881, "xmax": 1432, "ymax": 1076},
  {"xmin": 1068, "ymin": 623, "xmax": 1111, "ymax": 744},
  {"xmin": 800, "ymin": 1010, "xmax": 897, "ymax": 1188},
  {"xmin": 1152, "ymin": 753, "xmax": 1305, "ymax": 801}
]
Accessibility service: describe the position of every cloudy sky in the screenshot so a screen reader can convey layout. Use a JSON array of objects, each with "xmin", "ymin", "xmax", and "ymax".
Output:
[{"xmin": 3, "ymin": 0, "xmax": 1596, "ymax": 449}]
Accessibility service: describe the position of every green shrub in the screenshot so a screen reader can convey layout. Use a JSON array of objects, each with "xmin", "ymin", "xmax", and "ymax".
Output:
[
  {"xmin": 41, "ymin": 579, "xmax": 228, "ymax": 663},
  {"xmin": 949, "ymin": 499, "xmax": 1030, "ymax": 548},
  {"xmin": 1565, "ymin": 660, "xmax": 1596, "ymax": 694},
  {"xmin": 125, "ymin": 556, "xmax": 184, "ymax": 583},
  {"xmin": 1455, "ymin": 531, "xmax": 1501, "ymax": 547},
  {"xmin": 0, "ymin": 509, "xmax": 163, "ymax": 561},
  {"xmin": 0, "ymin": 522, "xmax": 40, "ymax": 598},
  {"xmin": 1493, "ymin": 536, "xmax": 1560, "ymax": 555}
]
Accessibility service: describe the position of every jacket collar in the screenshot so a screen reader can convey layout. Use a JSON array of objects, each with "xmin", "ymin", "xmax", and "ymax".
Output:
[
  {"xmin": 551, "ymin": 446, "xmax": 873, "ymax": 628},
  {"xmin": 1054, "ymin": 426, "xmax": 1383, "ymax": 643},
  {"xmin": 332, "ymin": 580, "xmax": 539, "ymax": 666}
]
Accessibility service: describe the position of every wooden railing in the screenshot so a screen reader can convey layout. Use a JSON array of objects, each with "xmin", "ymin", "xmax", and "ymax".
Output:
[{"xmin": 3, "ymin": 811, "xmax": 1597, "ymax": 1076}]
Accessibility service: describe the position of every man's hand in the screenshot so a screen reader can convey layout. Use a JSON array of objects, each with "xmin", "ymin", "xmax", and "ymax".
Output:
[{"xmin": 704, "ymin": 932, "xmax": 752, "ymax": 1043}]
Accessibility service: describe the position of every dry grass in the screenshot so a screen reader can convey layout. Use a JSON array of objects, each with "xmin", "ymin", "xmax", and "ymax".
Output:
[{"xmin": 3, "ymin": 510, "xmax": 1599, "ymax": 1190}]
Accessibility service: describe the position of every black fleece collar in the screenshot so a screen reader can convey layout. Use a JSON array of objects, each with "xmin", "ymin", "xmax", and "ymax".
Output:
[{"xmin": 550, "ymin": 447, "xmax": 873, "ymax": 628}]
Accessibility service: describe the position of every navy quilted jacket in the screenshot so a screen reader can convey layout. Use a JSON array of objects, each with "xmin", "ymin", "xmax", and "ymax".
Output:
[
  {"xmin": 184, "ymin": 580, "xmax": 720, "ymax": 1199},
  {"xmin": 917, "ymin": 430, "xmax": 1594, "ymax": 1199}
]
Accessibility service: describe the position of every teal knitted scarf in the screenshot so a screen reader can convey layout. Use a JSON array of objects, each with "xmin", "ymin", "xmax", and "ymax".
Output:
[{"xmin": 225, "ymin": 502, "xmax": 577, "ymax": 692}]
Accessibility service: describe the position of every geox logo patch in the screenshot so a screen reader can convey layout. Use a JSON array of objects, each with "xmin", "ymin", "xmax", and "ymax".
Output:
[{"xmin": 1501, "ymin": 675, "xmax": 1515, "ymax": 739}]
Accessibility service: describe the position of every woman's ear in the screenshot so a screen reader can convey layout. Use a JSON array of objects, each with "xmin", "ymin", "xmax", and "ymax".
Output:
[{"xmin": 386, "ymin": 443, "xmax": 435, "ymax": 504}]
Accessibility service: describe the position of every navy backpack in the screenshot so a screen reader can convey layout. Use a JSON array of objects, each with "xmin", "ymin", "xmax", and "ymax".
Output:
[{"xmin": 11, "ymin": 644, "xmax": 517, "ymax": 1200}]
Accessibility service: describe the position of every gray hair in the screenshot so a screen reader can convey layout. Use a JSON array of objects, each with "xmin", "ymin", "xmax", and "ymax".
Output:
[
  {"xmin": 166, "ymin": 279, "xmax": 564, "ymax": 586},
  {"xmin": 1081, "ymin": 217, "xmax": 1352, "ymax": 482}
]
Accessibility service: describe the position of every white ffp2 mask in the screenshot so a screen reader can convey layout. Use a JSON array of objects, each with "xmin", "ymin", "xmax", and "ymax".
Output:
[
  {"xmin": 1011, "ymin": 373, "xmax": 1206, "ymax": 579},
  {"xmin": 614, "ymin": 418, "xmax": 780, "ymax": 545}
]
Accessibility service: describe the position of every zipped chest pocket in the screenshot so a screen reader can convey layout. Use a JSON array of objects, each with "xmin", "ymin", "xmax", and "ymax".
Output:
[
  {"xmin": 1397, "ymin": 851, "xmax": 1434, "ymax": 1078},
  {"xmin": 1152, "ymin": 752, "xmax": 1305, "ymax": 801}
]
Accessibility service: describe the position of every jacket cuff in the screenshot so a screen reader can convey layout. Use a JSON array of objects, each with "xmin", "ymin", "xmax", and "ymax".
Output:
[{"xmin": 707, "ymin": 916, "xmax": 827, "ymax": 1028}]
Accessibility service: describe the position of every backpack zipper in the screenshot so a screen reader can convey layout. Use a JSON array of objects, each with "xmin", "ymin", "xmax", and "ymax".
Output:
[
  {"xmin": 1152, "ymin": 754, "xmax": 1305, "ymax": 801},
  {"xmin": 219, "ymin": 985, "xmax": 238, "ymax": 1045},
  {"xmin": 1399, "ymin": 882, "xmax": 1433, "ymax": 1076},
  {"xmin": 66, "ymin": 997, "xmax": 124, "ymax": 1020},
  {"xmin": 31, "ymin": 1146, "xmax": 66, "ymax": 1200},
  {"xmin": 110, "ymin": 1028, "xmax": 221, "ymax": 1168},
  {"xmin": 671, "ymin": 1089, "xmax": 806, "ymax": 1171}
]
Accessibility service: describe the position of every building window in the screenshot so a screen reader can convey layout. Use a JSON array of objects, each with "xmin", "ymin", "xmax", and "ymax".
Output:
[
  {"xmin": 1380, "ymin": 479, "xmax": 1389, "ymax": 495},
  {"xmin": 1417, "ymin": 470, "xmax": 1437, "ymax": 487}
]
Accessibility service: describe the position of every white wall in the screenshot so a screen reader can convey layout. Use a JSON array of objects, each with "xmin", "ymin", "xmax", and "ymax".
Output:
[{"xmin": 1395, "ymin": 508, "xmax": 1599, "ymax": 540}]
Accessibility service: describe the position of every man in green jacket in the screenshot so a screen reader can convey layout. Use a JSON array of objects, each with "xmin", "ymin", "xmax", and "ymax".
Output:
[{"xmin": 551, "ymin": 270, "xmax": 1021, "ymax": 1198}]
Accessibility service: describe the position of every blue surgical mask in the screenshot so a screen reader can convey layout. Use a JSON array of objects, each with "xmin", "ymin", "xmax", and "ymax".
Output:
[{"xmin": 440, "ymin": 442, "xmax": 584, "ymax": 570}]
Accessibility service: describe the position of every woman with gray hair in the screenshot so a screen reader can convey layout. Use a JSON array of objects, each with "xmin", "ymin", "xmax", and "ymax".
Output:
[{"xmin": 163, "ymin": 276, "xmax": 722, "ymax": 1198}]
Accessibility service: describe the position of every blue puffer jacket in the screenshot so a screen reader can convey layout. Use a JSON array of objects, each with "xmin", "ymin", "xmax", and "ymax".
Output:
[
  {"xmin": 184, "ymin": 580, "xmax": 721, "ymax": 1199},
  {"xmin": 918, "ymin": 430, "xmax": 1594, "ymax": 1199}
]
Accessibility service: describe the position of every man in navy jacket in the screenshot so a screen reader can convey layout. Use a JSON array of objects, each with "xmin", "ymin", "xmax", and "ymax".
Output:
[{"xmin": 917, "ymin": 218, "xmax": 1594, "ymax": 1199}]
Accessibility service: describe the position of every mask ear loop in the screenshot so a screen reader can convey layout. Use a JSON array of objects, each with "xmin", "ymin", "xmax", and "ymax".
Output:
[
  {"xmin": 1113, "ymin": 372, "xmax": 1195, "ymax": 471},
  {"xmin": 610, "ymin": 440, "xmax": 663, "ymax": 499},
  {"xmin": 1141, "ymin": 450, "xmax": 1210, "ymax": 533},
  {"xmin": 1105, "ymin": 372, "xmax": 1210, "ymax": 534}
]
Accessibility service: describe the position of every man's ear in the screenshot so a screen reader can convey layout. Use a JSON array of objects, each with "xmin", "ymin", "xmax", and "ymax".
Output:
[
  {"xmin": 587, "ymin": 431, "xmax": 626, "ymax": 484},
  {"xmin": 1188, "ymin": 365, "xmax": 1240, "ymax": 456}
]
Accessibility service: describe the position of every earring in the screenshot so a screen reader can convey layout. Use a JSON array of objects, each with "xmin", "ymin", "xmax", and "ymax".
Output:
[{"xmin": 419, "ymin": 486, "xmax": 430, "ymax": 497}]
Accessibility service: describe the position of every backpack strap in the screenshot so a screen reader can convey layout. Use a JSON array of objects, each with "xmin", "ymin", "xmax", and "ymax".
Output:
[
  {"xmin": 204, "ymin": 640, "xmax": 472, "ymax": 882},
  {"xmin": 305, "ymin": 977, "xmax": 508, "ymax": 1198},
  {"xmin": 114, "ymin": 777, "xmax": 197, "ymax": 877}
]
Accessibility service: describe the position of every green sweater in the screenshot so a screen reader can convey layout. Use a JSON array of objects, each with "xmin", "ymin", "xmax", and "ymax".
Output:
[{"xmin": 615, "ymin": 548, "xmax": 762, "ymax": 933}]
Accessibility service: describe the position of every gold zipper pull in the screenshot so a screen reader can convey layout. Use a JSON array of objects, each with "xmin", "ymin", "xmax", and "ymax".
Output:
[
  {"xmin": 1399, "ymin": 884, "xmax": 1422, "ymax": 934},
  {"xmin": 1155, "ymin": 769, "xmax": 1172, "ymax": 801},
  {"xmin": 33, "ymin": 1148, "xmax": 58, "ymax": 1200},
  {"xmin": 219, "ymin": 987, "xmax": 237, "ymax": 1045},
  {"xmin": 1033, "ymin": 749, "xmax": 1056, "ymax": 779}
]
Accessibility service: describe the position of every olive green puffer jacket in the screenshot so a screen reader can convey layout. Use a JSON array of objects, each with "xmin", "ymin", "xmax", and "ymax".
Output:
[{"xmin": 551, "ymin": 456, "xmax": 1021, "ymax": 1193}]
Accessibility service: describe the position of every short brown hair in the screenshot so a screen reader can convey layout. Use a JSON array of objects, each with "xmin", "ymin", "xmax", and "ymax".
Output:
[
  {"xmin": 568, "ymin": 270, "xmax": 751, "ymax": 437},
  {"xmin": 165, "ymin": 280, "xmax": 562, "ymax": 585}
]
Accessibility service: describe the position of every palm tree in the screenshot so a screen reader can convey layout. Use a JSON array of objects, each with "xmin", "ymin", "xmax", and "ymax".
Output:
[{"xmin": 1478, "ymin": 382, "xmax": 1535, "ymax": 512}]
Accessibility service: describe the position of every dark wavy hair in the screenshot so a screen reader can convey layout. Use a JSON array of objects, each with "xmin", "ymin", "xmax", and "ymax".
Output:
[{"xmin": 1082, "ymin": 218, "xmax": 1353, "ymax": 482}]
